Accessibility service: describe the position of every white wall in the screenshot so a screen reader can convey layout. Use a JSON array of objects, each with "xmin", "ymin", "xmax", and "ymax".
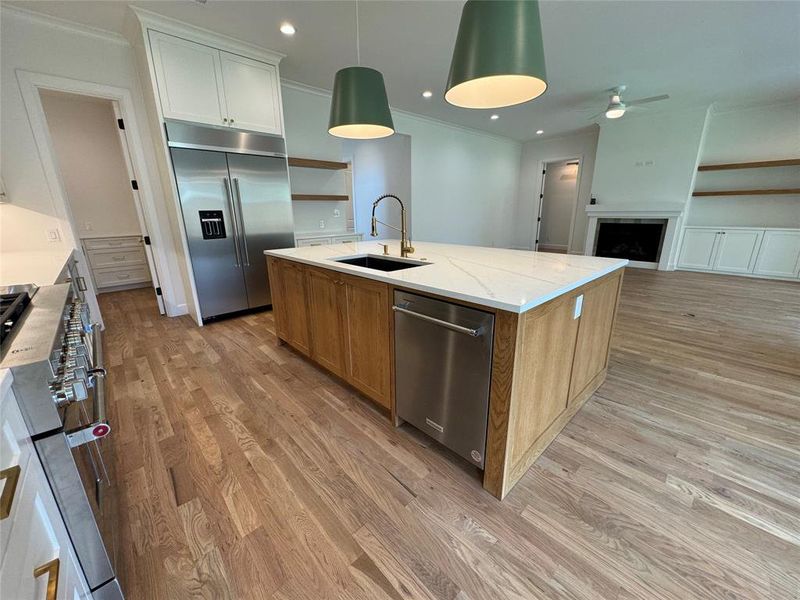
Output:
[
  {"xmin": 687, "ymin": 100, "xmax": 800, "ymax": 228},
  {"xmin": 0, "ymin": 7, "xmax": 187, "ymax": 312},
  {"xmin": 539, "ymin": 161, "xmax": 579, "ymax": 250},
  {"xmin": 591, "ymin": 106, "xmax": 710, "ymax": 208},
  {"xmin": 514, "ymin": 129, "xmax": 599, "ymax": 252},
  {"xmin": 39, "ymin": 91, "xmax": 141, "ymax": 238},
  {"xmin": 282, "ymin": 83, "xmax": 522, "ymax": 248}
]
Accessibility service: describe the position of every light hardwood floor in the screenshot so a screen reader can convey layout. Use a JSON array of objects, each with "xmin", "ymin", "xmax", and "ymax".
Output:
[{"xmin": 102, "ymin": 269, "xmax": 800, "ymax": 599}]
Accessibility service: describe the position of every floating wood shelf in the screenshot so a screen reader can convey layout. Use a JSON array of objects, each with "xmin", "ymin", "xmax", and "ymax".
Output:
[
  {"xmin": 291, "ymin": 194, "xmax": 349, "ymax": 202},
  {"xmin": 697, "ymin": 159, "xmax": 800, "ymax": 171},
  {"xmin": 692, "ymin": 189, "xmax": 800, "ymax": 197},
  {"xmin": 288, "ymin": 157, "xmax": 349, "ymax": 170}
]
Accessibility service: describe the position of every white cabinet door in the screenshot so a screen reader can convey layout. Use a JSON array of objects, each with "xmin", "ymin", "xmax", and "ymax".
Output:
[
  {"xmin": 296, "ymin": 237, "xmax": 332, "ymax": 247},
  {"xmin": 0, "ymin": 463, "xmax": 91, "ymax": 599},
  {"xmin": 753, "ymin": 230, "xmax": 800, "ymax": 278},
  {"xmin": 220, "ymin": 51, "xmax": 282, "ymax": 134},
  {"xmin": 150, "ymin": 31, "xmax": 227, "ymax": 127},
  {"xmin": 713, "ymin": 229, "xmax": 763, "ymax": 273},
  {"xmin": 678, "ymin": 229, "xmax": 720, "ymax": 269}
]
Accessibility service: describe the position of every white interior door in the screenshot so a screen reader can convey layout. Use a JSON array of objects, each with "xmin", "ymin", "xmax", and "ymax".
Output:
[
  {"xmin": 713, "ymin": 229, "xmax": 763, "ymax": 273},
  {"xmin": 150, "ymin": 31, "xmax": 227, "ymax": 126},
  {"xmin": 219, "ymin": 52, "xmax": 281, "ymax": 134},
  {"xmin": 677, "ymin": 229, "xmax": 720, "ymax": 269},
  {"xmin": 753, "ymin": 230, "xmax": 800, "ymax": 278},
  {"xmin": 111, "ymin": 102, "xmax": 165, "ymax": 314}
]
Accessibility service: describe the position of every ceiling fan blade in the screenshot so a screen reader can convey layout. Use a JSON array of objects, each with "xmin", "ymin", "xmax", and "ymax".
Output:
[{"xmin": 627, "ymin": 94, "xmax": 670, "ymax": 106}]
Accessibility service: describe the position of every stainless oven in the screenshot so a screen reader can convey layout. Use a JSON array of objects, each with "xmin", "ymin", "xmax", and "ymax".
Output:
[{"xmin": 1, "ymin": 283, "xmax": 123, "ymax": 598}]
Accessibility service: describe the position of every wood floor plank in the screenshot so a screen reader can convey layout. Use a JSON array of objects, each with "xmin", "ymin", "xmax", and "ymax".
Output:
[{"xmin": 102, "ymin": 268, "xmax": 800, "ymax": 599}]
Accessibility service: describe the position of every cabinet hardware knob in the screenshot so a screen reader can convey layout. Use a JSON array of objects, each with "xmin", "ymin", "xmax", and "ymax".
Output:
[
  {"xmin": 0, "ymin": 465, "xmax": 21, "ymax": 519},
  {"xmin": 33, "ymin": 558, "xmax": 60, "ymax": 600}
]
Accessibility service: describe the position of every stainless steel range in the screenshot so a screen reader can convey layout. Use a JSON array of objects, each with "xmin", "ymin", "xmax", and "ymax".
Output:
[{"xmin": 0, "ymin": 283, "xmax": 122, "ymax": 599}]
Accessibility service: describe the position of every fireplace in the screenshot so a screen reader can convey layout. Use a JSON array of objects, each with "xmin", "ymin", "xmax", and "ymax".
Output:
[{"xmin": 594, "ymin": 219, "xmax": 667, "ymax": 264}]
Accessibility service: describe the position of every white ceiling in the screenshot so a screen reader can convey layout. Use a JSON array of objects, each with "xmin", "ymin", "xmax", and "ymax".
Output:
[{"xmin": 6, "ymin": 0, "xmax": 799, "ymax": 141}]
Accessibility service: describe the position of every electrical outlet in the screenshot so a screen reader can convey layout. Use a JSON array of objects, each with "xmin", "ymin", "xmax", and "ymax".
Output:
[
  {"xmin": 318, "ymin": 219, "xmax": 325, "ymax": 229},
  {"xmin": 333, "ymin": 209, "xmax": 341, "ymax": 218},
  {"xmin": 84, "ymin": 221, "xmax": 93, "ymax": 231},
  {"xmin": 46, "ymin": 228, "xmax": 61, "ymax": 242}
]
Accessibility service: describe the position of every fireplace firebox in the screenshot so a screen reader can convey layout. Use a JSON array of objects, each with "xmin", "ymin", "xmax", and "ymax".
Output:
[{"xmin": 594, "ymin": 219, "xmax": 667, "ymax": 263}]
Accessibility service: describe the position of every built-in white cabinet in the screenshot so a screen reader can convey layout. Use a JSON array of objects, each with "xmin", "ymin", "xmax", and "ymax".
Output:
[
  {"xmin": 0, "ymin": 375, "xmax": 91, "ymax": 600},
  {"xmin": 754, "ymin": 230, "xmax": 800, "ymax": 278},
  {"xmin": 83, "ymin": 236, "xmax": 151, "ymax": 292},
  {"xmin": 295, "ymin": 232, "xmax": 363, "ymax": 247},
  {"xmin": 149, "ymin": 31, "xmax": 282, "ymax": 135},
  {"xmin": 678, "ymin": 227, "xmax": 800, "ymax": 279}
]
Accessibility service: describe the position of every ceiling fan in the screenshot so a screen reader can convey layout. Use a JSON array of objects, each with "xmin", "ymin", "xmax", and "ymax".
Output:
[{"xmin": 587, "ymin": 86, "xmax": 670, "ymax": 120}]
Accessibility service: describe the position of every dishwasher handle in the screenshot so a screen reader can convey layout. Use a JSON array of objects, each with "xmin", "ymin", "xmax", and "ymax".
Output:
[{"xmin": 392, "ymin": 305, "xmax": 482, "ymax": 337}]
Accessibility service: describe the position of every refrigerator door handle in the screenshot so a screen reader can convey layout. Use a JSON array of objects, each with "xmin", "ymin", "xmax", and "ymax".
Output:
[
  {"xmin": 223, "ymin": 177, "xmax": 242, "ymax": 267},
  {"xmin": 232, "ymin": 178, "xmax": 250, "ymax": 266}
]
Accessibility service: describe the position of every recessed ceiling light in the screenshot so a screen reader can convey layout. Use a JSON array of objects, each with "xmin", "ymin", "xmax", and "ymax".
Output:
[
  {"xmin": 536, "ymin": 130, "xmax": 544, "ymax": 135},
  {"xmin": 490, "ymin": 114, "xmax": 499, "ymax": 120},
  {"xmin": 280, "ymin": 22, "xmax": 296, "ymax": 36},
  {"xmin": 422, "ymin": 90, "xmax": 433, "ymax": 99}
]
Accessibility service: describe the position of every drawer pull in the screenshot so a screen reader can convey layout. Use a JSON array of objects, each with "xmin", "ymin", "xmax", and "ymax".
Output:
[
  {"xmin": 33, "ymin": 558, "xmax": 60, "ymax": 600},
  {"xmin": 117, "ymin": 274, "xmax": 131, "ymax": 280},
  {"xmin": 0, "ymin": 464, "xmax": 21, "ymax": 519},
  {"xmin": 112, "ymin": 256, "xmax": 126, "ymax": 261}
]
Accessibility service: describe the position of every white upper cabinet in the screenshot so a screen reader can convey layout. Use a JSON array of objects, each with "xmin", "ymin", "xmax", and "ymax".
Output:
[
  {"xmin": 149, "ymin": 31, "xmax": 283, "ymax": 135},
  {"xmin": 219, "ymin": 52, "xmax": 281, "ymax": 135},
  {"xmin": 753, "ymin": 230, "xmax": 800, "ymax": 278},
  {"xmin": 150, "ymin": 31, "xmax": 227, "ymax": 126},
  {"xmin": 677, "ymin": 228, "xmax": 720, "ymax": 269},
  {"xmin": 712, "ymin": 229, "xmax": 763, "ymax": 273}
]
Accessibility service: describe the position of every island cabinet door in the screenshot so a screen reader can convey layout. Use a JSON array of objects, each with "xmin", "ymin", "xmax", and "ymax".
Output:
[
  {"xmin": 568, "ymin": 271, "xmax": 623, "ymax": 405},
  {"xmin": 306, "ymin": 268, "xmax": 349, "ymax": 378},
  {"xmin": 342, "ymin": 276, "xmax": 391, "ymax": 409},
  {"xmin": 269, "ymin": 259, "xmax": 311, "ymax": 355}
]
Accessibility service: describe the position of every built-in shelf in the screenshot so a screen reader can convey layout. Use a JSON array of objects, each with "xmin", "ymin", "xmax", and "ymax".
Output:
[
  {"xmin": 288, "ymin": 157, "xmax": 349, "ymax": 170},
  {"xmin": 692, "ymin": 189, "xmax": 800, "ymax": 197},
  {"xmin": 697, "ymin": 158, "xmax": 800, "ymax": 171},
  {"xmin": 291, "ymin": 194, "xmax": 349, "ymax": 202}
]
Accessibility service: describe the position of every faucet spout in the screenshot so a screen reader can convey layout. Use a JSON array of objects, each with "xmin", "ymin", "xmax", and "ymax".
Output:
[{"xmin": 370, "ymin": 194, "xmax": 414, "ymax": 257}]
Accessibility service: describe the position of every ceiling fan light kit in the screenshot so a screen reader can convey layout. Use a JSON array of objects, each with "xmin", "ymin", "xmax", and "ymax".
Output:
[
  {"xmin": 445, "ymin": 0, "xmax": 548, "ymax": 109},
  {"xmin": 328, "ymin": 1, "xmax": 395, "ymax": 139}
]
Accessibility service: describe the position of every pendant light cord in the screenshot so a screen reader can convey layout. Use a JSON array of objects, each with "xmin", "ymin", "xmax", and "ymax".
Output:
[{"xmin": 355, "ymin": 0, "xmax": 361, "ymax": 66}]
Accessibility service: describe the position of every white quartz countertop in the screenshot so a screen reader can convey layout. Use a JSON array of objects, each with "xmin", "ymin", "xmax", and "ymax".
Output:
[
  {"xmin": 0, "ymin": 248, "xmax": 73, "ymax": 287},
  {"xmin": 265, "ymin": 240, "xmax": 627, "ymax": 313}
]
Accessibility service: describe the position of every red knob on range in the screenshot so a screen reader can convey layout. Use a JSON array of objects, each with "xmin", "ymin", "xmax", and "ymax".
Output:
[{"xmin": 92, "ymin": 423, "xmax": 111, "ymax": 438}]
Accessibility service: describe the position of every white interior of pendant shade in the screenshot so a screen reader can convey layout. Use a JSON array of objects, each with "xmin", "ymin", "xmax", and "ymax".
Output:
[
  {"xmin": 445, "ymin": 75, "xmax": 547, "ymax": 109},
  {"xmin": 328, "ymin": 123, "xmax": 395, "ymax": 139}
]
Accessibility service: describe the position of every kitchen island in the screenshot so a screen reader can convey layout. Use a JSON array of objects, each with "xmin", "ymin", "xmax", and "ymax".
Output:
[{"xmin": 265, "ymin": 241, "xmax": 627, "ymax": 498}]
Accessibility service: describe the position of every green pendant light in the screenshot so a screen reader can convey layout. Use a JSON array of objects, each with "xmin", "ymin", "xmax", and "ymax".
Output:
[
  {"xmin": 329, "ymin": 1, "xmax": 394, "ymax": 139},
  {"xmin": 445, "ymin": 0, "xmax": 548, "ymax": 109}
]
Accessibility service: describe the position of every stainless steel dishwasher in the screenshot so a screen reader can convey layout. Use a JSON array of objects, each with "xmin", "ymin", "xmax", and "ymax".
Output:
[{"xmin": 393, "ymin": 290, "xmax": 495, "ymax": 468}]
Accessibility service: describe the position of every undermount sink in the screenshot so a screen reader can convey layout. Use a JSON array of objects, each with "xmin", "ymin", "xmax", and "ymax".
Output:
[{"xmin": 332, "ymin": 254, "xmax": 431, "ymax": 272}]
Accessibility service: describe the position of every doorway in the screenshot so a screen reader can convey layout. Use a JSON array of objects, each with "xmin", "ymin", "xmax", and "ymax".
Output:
[
  {"xmin": 536, "ymin": 159, "xmax": 581, "ymax": 253},
  {"xmin": 38, "ymin": 90, "xmax": 164, "ymax": 313}
]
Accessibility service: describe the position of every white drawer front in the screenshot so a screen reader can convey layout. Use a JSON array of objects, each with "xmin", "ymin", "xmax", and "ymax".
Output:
[
  {"xmin": 296, "ymin": 238, "xmax": 332, "ymax": 247},
  {"xmin": 94, "ymin": 265, "xmax": 151, "ymax": 288},
  {"xmin": 87, "ymin": 248, "xmax": 146, "ymax": 270},
  {"xmin": 332, "ymin": 235, "xmax": 362, "ymax": 244},
  {"xmin": 1, "ymin": 382, "xmax": 33, "ymax": 565},
  {"xmin": 83, "ymin": 236, "xmax": 142, "ymax": 251}
]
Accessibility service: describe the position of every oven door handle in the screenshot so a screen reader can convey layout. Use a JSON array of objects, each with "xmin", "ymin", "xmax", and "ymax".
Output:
[{"xmin": 90, "ymin": 323, "xmax": 106, "ymax": 423}]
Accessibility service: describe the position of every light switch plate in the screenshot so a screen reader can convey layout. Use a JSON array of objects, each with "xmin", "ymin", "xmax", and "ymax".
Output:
[
  {"xmin": 46, "ymin": 228, "xmax": 61, "ymax": 242},
  {"xmin": 573, "ymin": 294, "xmax": 583, "ymax": 319}
]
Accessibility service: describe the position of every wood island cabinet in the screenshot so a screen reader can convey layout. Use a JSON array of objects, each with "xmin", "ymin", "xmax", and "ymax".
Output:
[
  {"xmin": 267, "ymin": 255, "xmax": 624, "ymax": 499},
  {"xmin": 267, "ymin": 258, "xmax": 391, "ymax": 410}
]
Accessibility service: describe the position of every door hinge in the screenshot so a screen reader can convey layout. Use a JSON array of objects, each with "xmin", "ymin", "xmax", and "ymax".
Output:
[
  {"xmin": 539, "ymin": 194, "xmax": 544, "ymax": 199},
  {"xmin": 130, "ymin": 180, "xmax": 138, "ymax": 190},
  {"xmin": 143, "ymin": 235, "xmax": 151, "ymax": 245},
  {"xmin": 155, "ymin": 287, "xmax": 162, "ymax": 296},
  {"xmin": 542, "ymin": 169, "xmax": 546, "ymax": 175},
  {"xmin": 117, "ymin": 118, "xmax": 125, "ymax": 130},
  {"xmin": 537, "ymin": 217, "xmax": 542, "ymax": 222}
]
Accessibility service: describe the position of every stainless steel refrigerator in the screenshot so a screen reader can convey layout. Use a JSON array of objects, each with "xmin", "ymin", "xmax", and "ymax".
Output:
[{"xmin": 166, "ymin": 120, "xmax": 295, "ymax": 321}]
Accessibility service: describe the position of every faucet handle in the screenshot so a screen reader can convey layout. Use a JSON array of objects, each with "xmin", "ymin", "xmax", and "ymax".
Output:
[{"xmin": 404, "ymin": 245, "xmax": 415, "ymax": 255}]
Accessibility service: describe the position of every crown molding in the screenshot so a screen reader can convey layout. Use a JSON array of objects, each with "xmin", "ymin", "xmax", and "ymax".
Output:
[
  {"xmin": 281, "ymin": 79, "xmax": 520, "ymax": 145},
  {"xmin": 128, "ymin": 6, "xmax": 285, "ymax": 65},
  {"xmin": 0, "ymin": 5, "xmax": 128, "ymax": 46}
]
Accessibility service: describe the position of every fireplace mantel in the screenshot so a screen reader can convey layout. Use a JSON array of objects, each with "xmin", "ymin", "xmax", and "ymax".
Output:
[{"xmin": 584, "ymin": 202, "xmax": 686, "ymax": 270}]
